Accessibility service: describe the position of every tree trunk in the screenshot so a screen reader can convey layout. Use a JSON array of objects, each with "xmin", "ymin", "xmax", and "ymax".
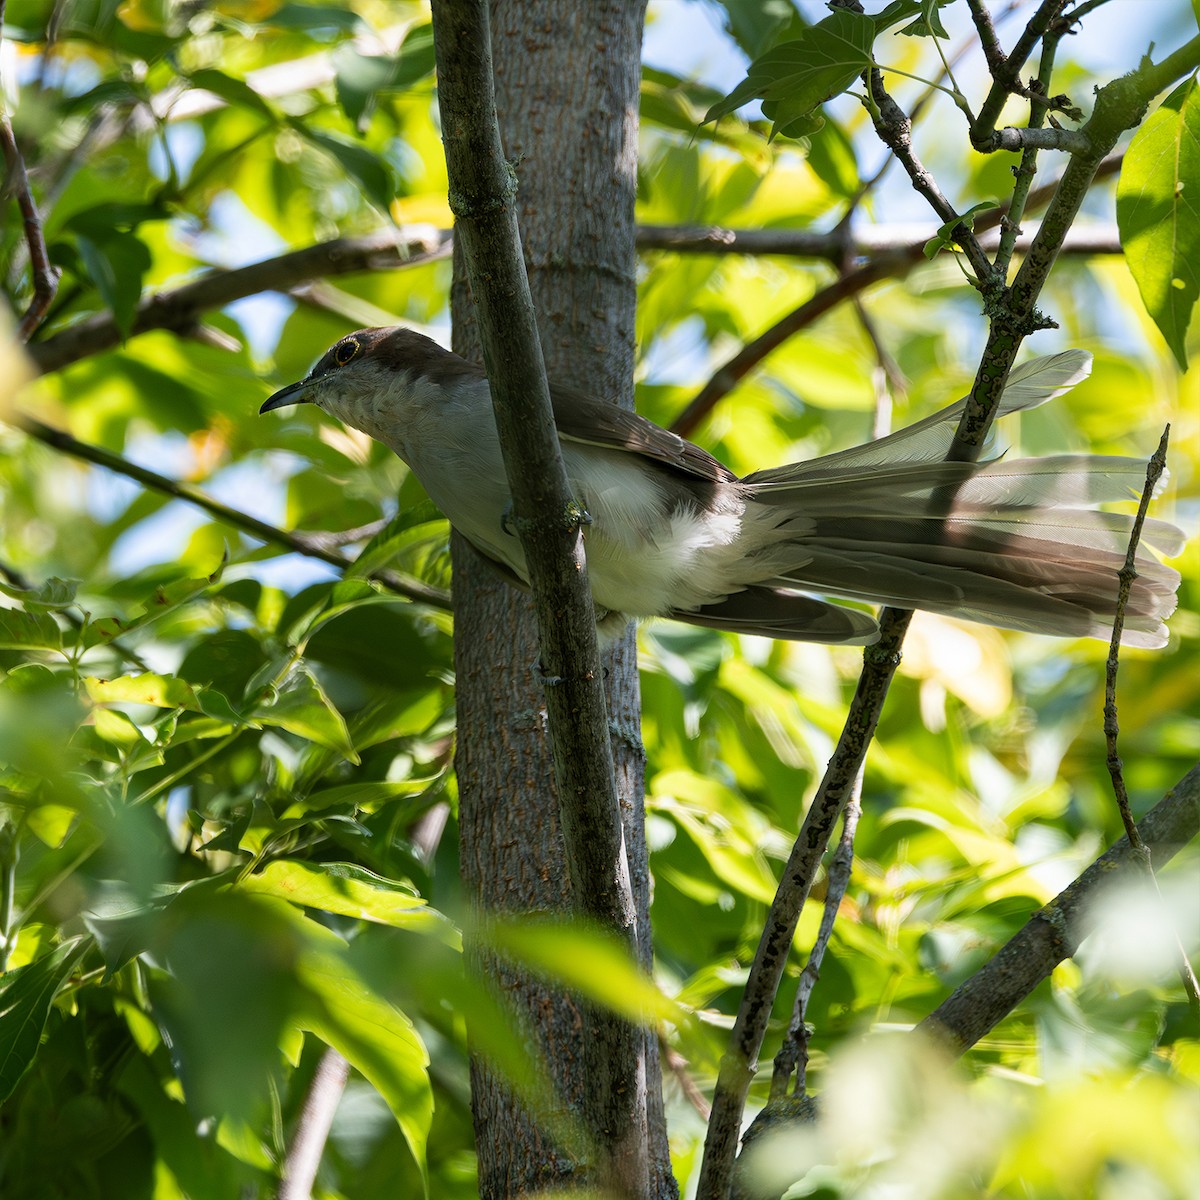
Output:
[{"xmin": 449, "ymin": 2, "xmax": 674, "ymax": 1196}]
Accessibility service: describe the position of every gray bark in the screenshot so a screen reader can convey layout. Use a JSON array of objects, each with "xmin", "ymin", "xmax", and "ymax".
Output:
[{"xmin": 449, "ymin": 2, "xmax": 674, "ymax": 1196}]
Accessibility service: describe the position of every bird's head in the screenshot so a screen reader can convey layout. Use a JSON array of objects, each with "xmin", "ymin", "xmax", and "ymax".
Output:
[{"xmin": 260, "ymin": 326, "xmax": 486, "ymax": 450}]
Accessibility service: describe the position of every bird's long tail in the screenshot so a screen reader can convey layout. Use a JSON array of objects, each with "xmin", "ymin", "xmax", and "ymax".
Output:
[{"xmin": 724, "ymin": 352, "xmax": 1183, "ymax": 647}]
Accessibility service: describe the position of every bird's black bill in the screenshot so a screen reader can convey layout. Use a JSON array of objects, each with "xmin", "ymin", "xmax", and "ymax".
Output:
[{"xmin": 259, "ymin": 380, "xmax": 310, "ymax": 413}]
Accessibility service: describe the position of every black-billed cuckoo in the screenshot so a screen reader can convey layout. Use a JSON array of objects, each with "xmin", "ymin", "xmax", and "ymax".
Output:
[{"xmin": 261, "ymin": 328, "xmax": 1181, "ymax": 648}]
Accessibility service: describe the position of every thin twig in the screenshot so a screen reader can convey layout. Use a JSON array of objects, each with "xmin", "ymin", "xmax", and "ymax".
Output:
[
  {"xmin": 864, "ymin": 75, "xmax": 997, "ymax": 286},
  {"xmin": 27, "ymin": 228, "xmax": 452, "ymax": 373},
  {"xmin": 1103, "ymin": 427, "xmax": 1171, "ymax": 846},
  {"xmin": 967, "ymin": 0, "xmax": 1010, "ymax": 75},
  {"xmin": 771, "ymin": 786, "xmax": 863, "ymax": 1101},
  {"xmin": 1101, "ymin": 427, "xmax": 1200, "ymax": 1016},
  {"xmin": 0, "ymin": 113, "xmax": 61, "ymax": 342},
  {"xmin": 1062, "ymin": 0, "xmax": 1115, "ymax": 25},
  {"xmin": 18, "ymin": 417, "xmax": 451, "ymax": 611},
  {"xmin": 278, "ymin": 1046, "xmax": 351, "ymax": 1200},
  {"xmin": 971, "ymin": 0, "xmax": 1071, "ymax": 144}
]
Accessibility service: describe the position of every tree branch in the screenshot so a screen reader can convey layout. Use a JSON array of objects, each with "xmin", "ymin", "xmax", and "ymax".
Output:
[
  {"xmin": 696, "ymin": 607, "xmax": 912, "ymax": 1200},
  {"xmin": 278, "ymin": 1047, "xmax": 351, "ymax": 1200},
  {"xmin": 671, "ymin": 153, "xmax": 1121, "ymax": 440},
  {"xmin": 696, "ymin": 21, "xmax": 1200, "ymax": 1200},
  {"xmin": 24, "ymin": 209, "xmax": 1120, "ymax": 382},
  {"xmin": 27, "ymin": 228, "xmax": 451, "ymax": 373},
  {"xmin": 970, "ymin": 0, "xmax": 1071, "ymax": 145},
  {"xmin": 979, "ymin": 125, "xmax": 1090, "ymax": 153},
  {"xmin": 429, "ymin": 1, "xmax": 647, "ymax": 1193},
  {"xmin": 1, "ymin": 112, "xmax": 61, "ymax": 342},
  {"xmin": 1102, "ymin": 428, "xmax": 1200, "ymax": 1014},
  {"xmin": 863, "ymin": 76, "xmax": 997, "ymax": 287},
  {"xmin": 638, "ymin": 221, "xmax": 1120, "ymax": 259},
  {"xmin": 950, "ymin": 28, "xmax": 1200, "ymax": 460},
  {"xmin": 919, "ymin": 763, "xmax": 1200, "ymax": 1053},
  {"xmin": 16, "ymin": 416, "xmax": 451, "ymax": 611}
]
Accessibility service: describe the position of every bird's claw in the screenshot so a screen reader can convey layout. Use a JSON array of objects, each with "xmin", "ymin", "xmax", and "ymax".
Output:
[
  {"xmin": 563, "ymin": 498, "xmax": 592, "ymax": 532},
  {"xmin": 501, "ymin": 499, "xmax": 592, "ymax": 537}
]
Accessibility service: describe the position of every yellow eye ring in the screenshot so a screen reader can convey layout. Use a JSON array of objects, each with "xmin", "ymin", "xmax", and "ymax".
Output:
[{"xmin": 334, "ymin": 337, "xmax": 360, "ymax": 366}]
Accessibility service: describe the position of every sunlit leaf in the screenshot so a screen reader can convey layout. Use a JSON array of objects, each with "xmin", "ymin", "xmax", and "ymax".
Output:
[
  {"xmin": 253, "ymin": 667, "xmax": 359, "ymax": 762},
  {"xmin": 1117, "ymin": 75, "xmax": 1200, "ymax": 370},
  {"xmin": 486, "ymin": 919, "xmax": 682, "ymax": 1025},
  {"xmin": 299, "ymin": 933, "xmax": 432, "ymax": 1193},
  {"xmin": 239, "ymin": 861, "xmax": 458, "ymax": 941}
]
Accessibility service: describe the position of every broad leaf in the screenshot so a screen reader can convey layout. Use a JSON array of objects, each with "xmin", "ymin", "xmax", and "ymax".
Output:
[
  {"xmin": 253, "ymin": 666, "xmax": 359, "ymax": 762},
  {"xmin": 0, "ymin": 937, "xmax": 90, "ymax": 1102},
  {"xmin": 1117, "ymin": 74, "xmax": 1200, "ymax": 370},
  {"xmin": 239, "ymin": 861, "xmax": 457, "ymax": 941},
  {"xmin": 0, "ymin": 608, "xmax": 62, "ymax": 651}
]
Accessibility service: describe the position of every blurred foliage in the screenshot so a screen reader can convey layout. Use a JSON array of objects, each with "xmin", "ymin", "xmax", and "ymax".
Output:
[{"xmin": 0, "ymin": 1, "xmax": 1198, "ymax": 1198}]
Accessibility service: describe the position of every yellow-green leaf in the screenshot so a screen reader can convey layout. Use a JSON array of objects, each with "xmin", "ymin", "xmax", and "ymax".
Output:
[{"xmin": 1117, "ymin": 75, "xmax": 1200, "ymax": 370}]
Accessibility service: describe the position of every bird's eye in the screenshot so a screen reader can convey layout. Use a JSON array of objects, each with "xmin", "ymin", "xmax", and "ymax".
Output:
[{"xmin": 334, "ymin": 337, "xmax": 360, "ymax": 366}]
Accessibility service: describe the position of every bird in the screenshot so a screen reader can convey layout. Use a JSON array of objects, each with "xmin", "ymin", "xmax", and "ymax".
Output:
[{"xmin": 260, "ymin": 327, "xmax": 1182, "ymax": 648}]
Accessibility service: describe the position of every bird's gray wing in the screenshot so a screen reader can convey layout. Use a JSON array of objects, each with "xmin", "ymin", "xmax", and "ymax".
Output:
[{"xmin": 550, "ymin": 383, "xmax": 736, "ymax": 484}]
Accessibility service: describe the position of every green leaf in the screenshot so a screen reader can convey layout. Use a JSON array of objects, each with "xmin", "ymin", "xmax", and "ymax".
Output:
[
  {"xmin": 923, "ymin": 200, "xmax": 998, "ymax": 259},
  {"xmin": 333, "ymin": 25, "xmax": 434, "ymax": 131},
  {"xmin": 485, "ymin": 920, "xmax": 682, "ymax": 1025},
  {"xmin": 85, "ymin": 672, "xmax": 203, "ymax": 711},
  {"xmin": 0, "ymin": 608, "xmax": 62, "ymax": 651},
  {"xmin": 253, "ymin": 667, "xmax": 359, "ymax": 762},
  {"xmin": 704, "ymin": 6, "xmax": 916, "ymax": 140},
  {"xmin": 0, "ymin": 576, "xmax": 78, "ymax": 612},
  {"xmin": 712, "ymin": 0, "xmax": 806, "ymax": 59},
  {"xmin": 239, "ymin": 861, "xmax": 458, "ymax": 941},
  {"xmin": 899, "ymin": 0, "xmax": 951, "ymax": 38},
  {"xmin": 75, "ymin": 231, "xmax": 153, "ymax": 337},
  {"xmin": 187, "ymin": 67, "xmax": 275, "ymax": 119},
  {"xmin": 289, "ymin": 778, "xmax": 442, "ymax": 815},
  {"xmin": 293, "ymin": 123, "xmax": 395, "ymax": 213},
  {"xmin": 1117, "ymin": 74, "xmax": 1200, "ymax": 371},
  {"xmin": 0, "ymin": 937, "xmax": 90, "ymax": 1103}
]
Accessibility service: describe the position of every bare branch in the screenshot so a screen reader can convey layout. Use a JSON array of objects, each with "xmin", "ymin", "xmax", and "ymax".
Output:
[
  {"xmin": 970, "ymin": 0, "xmax": 1072, "ymax": 145},
  {"xmin": 1, "ymin": 113, "xmax": 61, "ymax": 342},
  {"xmin": 771, "ymin": 787, "xmax": 863, "ymax": 1102},
  {"xmin": 17, "ymin": 416, "xmax": 451, "ymax": 612},
  {"xmin": 697, "ymin": 607, "xmax": 912, "ymax": 1200},
  {"xmin": 638, "ymin": 221, "xmax": 1121, "ymax": 259},
  {"xmin": 981, "ymin": 125, "xmax": 1090, "ymax": 153},
  {"xmin": 950, "ymin": 30, "xmax": 1200, "ymax": 460},
  {"xmin": 669, "ymin": 163, "xmax": 1122, "ymax": 443},
  {"xmin": 278, "ymin": 1047, "xmax": 351, "ymax": 1200},
  {"xmin": 24, "ymin": 202, "xmax": 1121, "ymax": 383},
  {"xmin": 1102, "ymin": 427, "xmax": 1200, "ymax": 1015},
  {"xmin": 919, "ymin": 764, "xmax": 1200, "ymax": 1054},
  {"xmin": 27, "ymin": 228, "xmax": 451, "ymax": 374},
  {"xmin": 1104, "ymin": 428, "xmax": 1172, "ymax": 845},
  {"xmin": 864, "ymin": 78, "xmax": 998, "ymax": 287}
]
